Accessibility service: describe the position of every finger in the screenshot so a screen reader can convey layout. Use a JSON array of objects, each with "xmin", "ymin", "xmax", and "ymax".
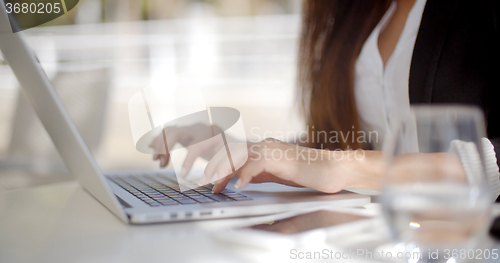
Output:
[
  {"xmin": 202, "ymin": 147, "xmax": 232, "ymax": 184},
  {"xmin": 204, "ymin": 144, "xmax": 247, "ymax": 184},
  {"xmin": 180, "ymin": 147, "xmax": 202, "ymax": 178},
  {"xmin": 234, "ymin": 160, "xmax": 267, "ymax": 189},
  {"xmin": 213, "ymin": 144, "xmax": 249, "ymax": 183},
  {"xmin": 212, "ymin": 172, "xmax": 237, "ymax": 193},
  {"xmin": 212, "ymin": 158, "xmax": 234, "ymax": 184},
  {"xmin": 150, "ymin": 127, "xmax": 180, "ymax": 155},
  {"xmin": 153, "ymin": 128, "xmax": 184, "ymax": 167},
  {"xmin": 199, "ymin": 154, "xmax": 227, "ymax": 185},
  {"xmin": 152, "ymin": 142, "xmax": 168, "ymax": 163},
  {"xmin": 149, "ymin": 131, "xmax": 165, "ymax": 151},
  {"xmin": 160, "ymin": 155, "xmax": 167, "ymax": 167},
  {"xmin": 234, "ymin": 157, "xmax": 288, "ymax": 189},
  {"xmin": 151, "ymin": 140, "xmax": 169, "ymax": 166}
]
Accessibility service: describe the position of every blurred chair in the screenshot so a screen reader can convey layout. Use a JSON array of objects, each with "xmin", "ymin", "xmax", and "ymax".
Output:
[{"xmin": 5, "ymin": 66, "xmax": 111, "ymax": 175}]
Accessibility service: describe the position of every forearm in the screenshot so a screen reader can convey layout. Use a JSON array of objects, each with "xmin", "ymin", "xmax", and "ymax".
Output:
[
  {"xmin": 330, "ymin": 150, "xmax": 385, "ymax": 191},
  {"xmin": 337, "ymin": 151, "xmax": 469, "ymax": 192}
]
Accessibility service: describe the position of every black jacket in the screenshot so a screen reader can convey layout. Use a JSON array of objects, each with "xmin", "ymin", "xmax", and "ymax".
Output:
[{"xmin": 409, "ymin": 0, "xmax": 500, "ymax": 169}]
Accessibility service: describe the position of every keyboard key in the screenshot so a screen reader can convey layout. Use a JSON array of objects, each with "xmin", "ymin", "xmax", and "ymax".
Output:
[
  {"xmin": 174, "ymin": 199, "xmax": 198, "ymax": 205},
  {"xmin": 160, "ymin": 191, "xmax": 176, "ymax": 195},
  {"xmin": 223, "ymin": 193, "xmax": 245, "ymax": 198},
  {"xmin": 110, "ymin": 174, "xmax": 251, "ymax": 206},
  {"xmin": 166, "ymin": 194, "xmax": 183, "ymax": 198},
  {"xmin": 184, "ymin": 193, "xmax": 201, "ymax": 197},
  {"xmin": 192, "ymin": 197, "xmax": 215, "ymax": 203},
  {"xmin": 209, "ymin": 195, "xmax": 234, "ymax": 202}
]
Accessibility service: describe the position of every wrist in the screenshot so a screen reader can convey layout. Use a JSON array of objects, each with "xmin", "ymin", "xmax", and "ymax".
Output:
[{"xmin": 339, "ymin": 150, "xmax": 384, "ymax": 190}]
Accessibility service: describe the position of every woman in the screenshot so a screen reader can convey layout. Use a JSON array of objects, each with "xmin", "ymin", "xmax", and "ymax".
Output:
[{"xmin": 152, "ymin": 0, "xmax": 500, "ymax": 197}]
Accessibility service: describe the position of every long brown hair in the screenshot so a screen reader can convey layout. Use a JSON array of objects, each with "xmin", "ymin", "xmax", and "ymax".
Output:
[{"xmin": 298, "ymin": 0, "xmax": 391, "ymax": 150}]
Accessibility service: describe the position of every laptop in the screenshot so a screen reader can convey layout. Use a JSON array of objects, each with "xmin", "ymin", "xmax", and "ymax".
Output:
[{"xmin": 0, "ymin": 3, "xmax": 369, "ymax": 224}]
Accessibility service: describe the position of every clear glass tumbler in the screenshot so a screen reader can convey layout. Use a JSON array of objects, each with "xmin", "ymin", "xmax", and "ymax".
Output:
[{"xmin": 380, "ymin": 105, "xmax": 492, "ymax": 263}]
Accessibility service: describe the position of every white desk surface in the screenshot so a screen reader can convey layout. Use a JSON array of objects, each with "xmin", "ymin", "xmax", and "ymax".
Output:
[{"xmin": 1, "ymin": 181, "xmax": 499, "ymax": 263}]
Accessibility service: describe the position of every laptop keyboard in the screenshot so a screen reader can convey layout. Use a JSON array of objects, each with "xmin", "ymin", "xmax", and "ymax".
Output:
[{"xmin": 109, "ymin": 174, "xmax": 253, "ymax": 207}]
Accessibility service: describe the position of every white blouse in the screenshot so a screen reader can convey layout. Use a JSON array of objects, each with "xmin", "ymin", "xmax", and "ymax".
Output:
[{"xmin": 354, "ymin": 0, "xmax": 500, "ymax": 199}]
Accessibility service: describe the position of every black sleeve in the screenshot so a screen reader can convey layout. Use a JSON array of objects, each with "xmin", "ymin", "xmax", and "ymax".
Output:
[
  {"xmin": 490, "ymin": 0, "xmax": 500, "ymax": 169},
  {"xmin": 491, "ymin": 0, "xmax": 500, "ymax": 201}
]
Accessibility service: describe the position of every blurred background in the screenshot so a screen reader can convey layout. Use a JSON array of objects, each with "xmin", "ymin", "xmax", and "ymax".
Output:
[{"xmin": 0, "ymin": 0, "xmax": 304, "ymax": 191}]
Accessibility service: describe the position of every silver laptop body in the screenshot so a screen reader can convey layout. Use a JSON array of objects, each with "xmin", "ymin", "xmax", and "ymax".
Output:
[{"xmin": 0, "ymin": 2, "xmax": 369, "ymax": 224}]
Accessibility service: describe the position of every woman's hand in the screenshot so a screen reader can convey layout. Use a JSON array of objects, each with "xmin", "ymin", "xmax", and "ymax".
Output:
[
  {"xmin": 149, "ymin": 123, "xmax": 226, "ymax": 177},
  {"xmin": 202, "ymin": 138, "xmax": 384, "ymax": 193},
  {"xmin": 386, "ymin": 152, "xmax": 467, "ymax": 184}
]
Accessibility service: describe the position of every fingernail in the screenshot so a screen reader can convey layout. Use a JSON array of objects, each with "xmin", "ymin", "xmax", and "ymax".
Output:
[
  {"xmin": 235, "ymin": 178, "xmax": 243, "ymax": 189},
  {"xmin": 181, "ymin": 167, "xmax": 188, "ymax": 178},
  {"xmin": 160, "ymin": 156, "xmax": 166, "ymax": 167},
  {"xmin": 153, "ymin": 154, "xmax": 158, "ymax": 160},
  {"xmin": 198, "ymin": 174, "xmax": 208, "ymax": 186},
  {"xmin": 212, "ymin": 184, "xmax": 218, "ymax": 194}
]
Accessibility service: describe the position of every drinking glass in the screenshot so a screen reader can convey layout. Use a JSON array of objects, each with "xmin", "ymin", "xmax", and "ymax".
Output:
[{"xmin": 380, "ymin": 105, "xmax": 492, "ymax": 263}]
